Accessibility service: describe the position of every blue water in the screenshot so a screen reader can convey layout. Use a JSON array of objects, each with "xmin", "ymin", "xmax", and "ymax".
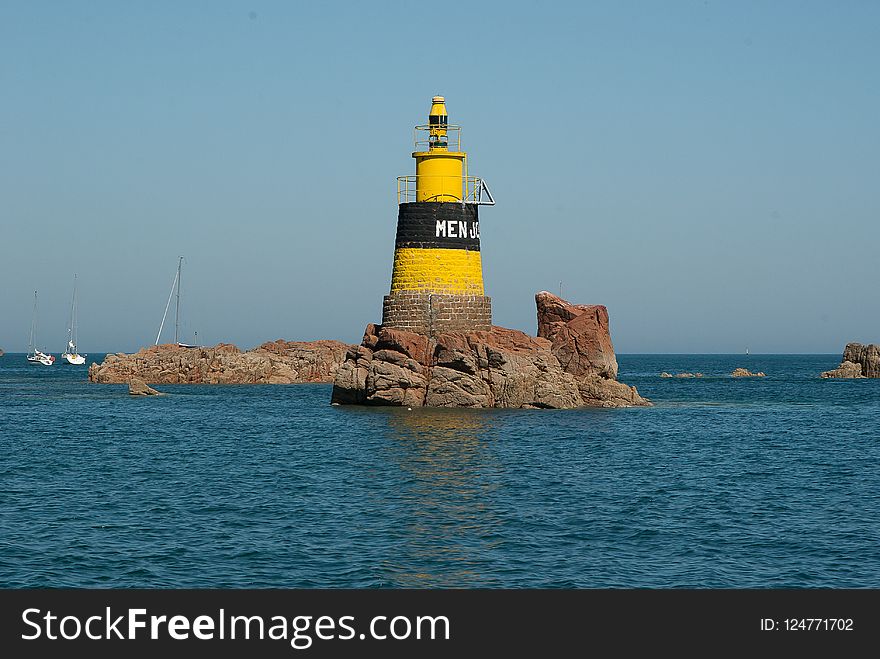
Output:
[{"xmin": 1, "ymin": 353, "xmax": 878, "ymax": 588}]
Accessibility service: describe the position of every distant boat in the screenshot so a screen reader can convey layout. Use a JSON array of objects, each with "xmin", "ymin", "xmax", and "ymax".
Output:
[
  {"xmin": 155, "ymin": 256, "xmax": 199, "ymax": 348},
  {"xmin": 746, "ymin": 347, "xmax": 750, "ymax": 356},
  {"xmin": 26, "ymin": 291, "xmax": 55, "ymax": 366},
  {"xmin": 61, "ymin": 275, "xmax": 86, "ymax": 365}
]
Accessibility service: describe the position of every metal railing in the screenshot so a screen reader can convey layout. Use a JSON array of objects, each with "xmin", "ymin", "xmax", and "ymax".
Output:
[
  {"xmin": 397, "ymin": 176, "xmax": 495, "ymax": 205},
  {"xmin": 412, "ymin": 124, "xmax": 462, "ymax": 152}
]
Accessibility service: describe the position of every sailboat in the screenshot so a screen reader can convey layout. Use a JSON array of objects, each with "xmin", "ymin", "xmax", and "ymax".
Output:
[
  {"xmin": 155, "ymin": 256, "xmax": 199, "ymax": 348},
  {"xmin": 61, "ymin": 275, "xmax": 86, "ymax": 365},
  {"xmin": 26, "ymin": 291, "xmax": 55, "ymax": 366}
]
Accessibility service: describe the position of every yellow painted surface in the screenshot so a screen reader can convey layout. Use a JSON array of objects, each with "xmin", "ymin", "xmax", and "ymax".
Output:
[
  {"xmin": 390, "ymin": 247, "xmax": 484, "ymax": 294},
  {"xmin": 429, "ymin": 96, "xmax": 448, "ymax": 145},
  {"xmin": 414, "ymin": 152, "xmax": 465, "ymax": 202},
  {"xmin": 429, "ymin": 96, "xmax": 447, "ymax": 119}
]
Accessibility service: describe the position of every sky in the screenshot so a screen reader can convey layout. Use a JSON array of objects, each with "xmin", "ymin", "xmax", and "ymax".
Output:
[{"xmin": 1, "ymin": 1, "xmax": 878, "ymax": 353}]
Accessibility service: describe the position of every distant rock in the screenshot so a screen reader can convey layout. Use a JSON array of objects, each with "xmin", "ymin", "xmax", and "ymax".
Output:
[
  {"xmin": 90, "ymin": 340, "xmax": 350, "ymax": 385},
  {"xmin": 821, "ymin": 342, "xmax": 880, "ymax": 378},
  {"xmin": 129, "ymin": 378, "xmax": 163, "ymax": 396},
  {"xmin": 820, "ymin": 361, "xmax": 864, "ymax": 379},
  {"xmin": 331, "ymin": 293, "xmax": 650, "ymax": 409},
  {"xmin": 731, "ymin": 368, "xmax": 765, "ymax": 377},
  {"xmin": 841, "ymin": 343, "xmax": 880, "ymax": 378}
]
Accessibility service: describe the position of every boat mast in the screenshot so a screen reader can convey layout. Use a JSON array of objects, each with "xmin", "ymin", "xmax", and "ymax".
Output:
[
  {"xmin": 73, "ymin": 275, "xmax": 78, "ymax": 351},
  {"xmin": 174, "ymin": 256, "xmax": 182, "ymax": 345},
  {"xmin": 155, "ymin": 261, "xmax": 180, "ymax": 346},
  {"xmin": 29, "ymin": 291, "xmax": 37, "ymax": 354},
  {"xmin": 68, "ymin": 274, "xmax": 78, "ymax": 352}
]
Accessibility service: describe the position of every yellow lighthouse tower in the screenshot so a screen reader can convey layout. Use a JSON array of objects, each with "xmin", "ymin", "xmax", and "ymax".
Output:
[{"xmin": 382, "ymin": 96, "xmax": 495, "ymax": 335}]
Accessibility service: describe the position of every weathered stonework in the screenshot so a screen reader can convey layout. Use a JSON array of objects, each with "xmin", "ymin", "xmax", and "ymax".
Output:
[{"xmin": 382, "ymin": 292, "xmax": 492, "ymax": 334}]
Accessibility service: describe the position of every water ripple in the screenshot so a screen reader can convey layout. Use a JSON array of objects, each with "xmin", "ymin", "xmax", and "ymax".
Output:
[{"xmin": 1, "ymin": 353, "xmax": 879, "ymax": 587}]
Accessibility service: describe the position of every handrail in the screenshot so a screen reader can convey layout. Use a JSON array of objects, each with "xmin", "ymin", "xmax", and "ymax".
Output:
[
  {"xmin": 412, "ymin": 124, "xmax": 462, "ymax": 152},
  {"xmin": 396, "ymin": 175, "xmax": 496, "ymax": 205}
]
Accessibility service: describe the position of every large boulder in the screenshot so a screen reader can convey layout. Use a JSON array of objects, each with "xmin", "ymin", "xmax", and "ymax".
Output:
[
  {"xmin": 841, "ymin": 343, "xmax": 880, "ymax": 378},
  {"xmin": 821, "ymin": 342, "xmax": 880, "ymax": 378},
  {"xmin": 332, "ymin": 324, "xmax": 583, "ymax": 409},
  {"xmin": 535, "ymin": 291, "xmax": 617, "ymax": 379},
  {"xmin": 331, "ymin": 293, "xmax": 650, "ymax": 409},
  {"xmin": 89, "ymin": 340, "xmax": 350, "ymax": 385}
]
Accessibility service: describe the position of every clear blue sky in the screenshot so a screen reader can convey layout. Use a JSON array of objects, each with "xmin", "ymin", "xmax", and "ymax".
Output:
[{"xmin": 2, "ymin": 1, "xmax": 878, "ymax": 353}]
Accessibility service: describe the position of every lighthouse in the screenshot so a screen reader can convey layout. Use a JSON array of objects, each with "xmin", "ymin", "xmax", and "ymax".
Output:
[{"xmin": 382, "ymin": 96, "xmax": 495, "ymax": 335}]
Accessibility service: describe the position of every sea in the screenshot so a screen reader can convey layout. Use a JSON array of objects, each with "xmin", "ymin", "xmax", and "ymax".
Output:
[{"xmin": 1, "ymin": 353, "xmax": 878, "ymax": 588}]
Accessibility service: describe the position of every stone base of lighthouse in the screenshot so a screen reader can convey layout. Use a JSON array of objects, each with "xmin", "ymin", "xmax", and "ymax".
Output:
[{"xmin": 382, "ymin": 292, "xmax": 492, "ymax": 334}]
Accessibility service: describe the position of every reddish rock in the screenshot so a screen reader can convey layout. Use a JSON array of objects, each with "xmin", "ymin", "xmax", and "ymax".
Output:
[
  {"xmin": 536, "ymin": 291, "xmax": 618, "ymax": 379},
  {"xmin": 841, "ymin": 343, "xmax": 880, "ymax": 378},
  {"xmin": 331, "ymin": 293, "xmax": 650, "ymax": 409},
  {"xmin": 89, "ymin": 340, "xmax": 350, "ymax": 385},
  {"xmin": 376, "ymin": 327, "xmax": 432, "ymax": 365},
  {"xmin": 333, "ymin": 324, "xmax": 583, "ymax": 409},
  {"xmin": 820, "ymin": 361, "xmax": 864, "ymax": 379},
  {"xmin": 820, "ymin": 342, "xmax": 880, "ymax": 379}
]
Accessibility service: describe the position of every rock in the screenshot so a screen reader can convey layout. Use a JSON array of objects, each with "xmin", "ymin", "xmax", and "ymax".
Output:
[
  {"xmin": 333, "ymin": 324, "xmax": 583, "ymax": 408},
  {"xmin": 731, "ymin": 368, "xmax": 765, "ymax": 377},
  {"xmin": 536, "ymin": 292, "xmax": 649, "ymax": 407},
  {"xmin": 89, "ymin": 340, "xmax": 350, "ymax": 385},
  {"xmin": 660, "ymin": 372, "xmax": 672, "ymax": 378},
  {"xmin": 535, "ymin": 291, "xmax": 617, "ymax": 379},
  {"xmin": 331, "ymin": 293, "xmax": 650, "ymax": 409},
  {"xmin": 838, "ymin": 343, "xmax": 880, "ymax": 378},
  {"xmin": 675, "ymin": 373, "xmax": 695, "ymax": 378},
  {"xmin": 820, "ymin": 361, "xmax": 864, "ymax": 379},
  {"xmin": 578, "ymin": 376, "xmax": 649, "ymax": 408},
  {"xmin": 129, "ymin": 378, "xmax": 162, "ymax": 396}
]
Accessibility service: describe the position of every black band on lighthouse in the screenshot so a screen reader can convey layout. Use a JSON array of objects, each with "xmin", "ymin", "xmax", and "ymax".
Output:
[{"xmin": 394, "ymin": 202, "xmax": 481, "ymax": 251}]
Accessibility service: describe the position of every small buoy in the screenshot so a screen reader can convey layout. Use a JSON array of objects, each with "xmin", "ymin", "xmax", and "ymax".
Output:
[{"xmin": 407, "ymin": 407, "xmax": 413, "ymax": 411}]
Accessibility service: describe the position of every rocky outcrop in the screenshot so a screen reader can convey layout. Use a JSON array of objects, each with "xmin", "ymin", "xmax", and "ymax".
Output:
[
  {"xmin": 820, "ymin": 361, "xmax": 864, "ymax": 379},
  {"xmin": 89, "ymin": 340, "xmax": 349, "ymax": 385},
  {"xmin": 129, "ymin": 378, "xmax": 163, "ymax": 396},
  {"xmin": 731, "ymin": 368, "xmax": 766, "ymax": 377},
  {"xmin": 535, "ymin": 291, "xmax": 617, "ymax": 379},
  {"xmin": 331, "ymin": 293, "xmax": 650, "ymax": 409},
  {"xmin": 821, "ymin": 343, "xmax": 880, "ymax": 378},
  {"xmin": 840, "ymin": 343, "xmax": 880, "ymax": 378}
]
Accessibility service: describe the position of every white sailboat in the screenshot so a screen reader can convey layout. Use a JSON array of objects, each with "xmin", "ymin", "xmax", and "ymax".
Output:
[
  {"xmin": 155, "ymin": 256, "xmax": 199, "ymax": 348},
  {"xmin": 61, "ymin": 274, "xmax": 86, "ymax": 365},
  {"xmin": 26, "ymin": 291, "xmax": 55, "ymax": 365}
]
